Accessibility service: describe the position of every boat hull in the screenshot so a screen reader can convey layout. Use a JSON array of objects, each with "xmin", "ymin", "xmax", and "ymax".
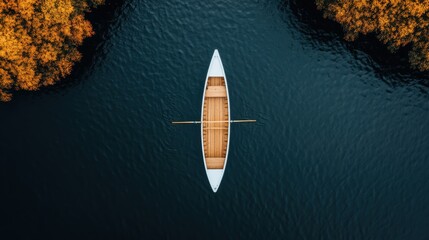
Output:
[{"xmin": 200, "ymin": 50, "xmax": 230, "ymax": 192}]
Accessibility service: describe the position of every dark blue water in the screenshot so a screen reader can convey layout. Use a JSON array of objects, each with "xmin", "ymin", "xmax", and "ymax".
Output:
[{"xmin": 1, "ymin": 0, "xmax": 429, "ymax": 239}]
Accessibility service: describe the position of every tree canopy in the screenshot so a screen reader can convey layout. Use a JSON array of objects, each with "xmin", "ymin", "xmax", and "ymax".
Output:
[
  {"xmin": 0, "ymin": 0, "xmax": 104, "ymax": 101},
  {"xmin": 316, "ymin": 0, "xmax": 429, "ymax": 71}
]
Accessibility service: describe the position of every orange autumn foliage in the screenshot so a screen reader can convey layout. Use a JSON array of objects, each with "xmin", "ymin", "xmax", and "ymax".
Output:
[
  {"xmin": 0, "ymin": 0, "xmax": 104, "ymax": 101},
  {"xmin": 316, "ymin": 0, "xmax": 429, "ymax": 71}
]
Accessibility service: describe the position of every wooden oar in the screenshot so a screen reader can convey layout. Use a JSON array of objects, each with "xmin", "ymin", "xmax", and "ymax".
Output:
[{"xmin": 172, "ymin": 120, "xmax": 256, "ymax": 124}]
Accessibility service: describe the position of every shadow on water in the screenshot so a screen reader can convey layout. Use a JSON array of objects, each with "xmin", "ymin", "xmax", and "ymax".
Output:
[
  {"xmin": 281, "ymin": 0, "xmax": 429, "ymax": 88},
  {"xmin": 0, "ymin": 147, "xmax": 48, "ymax": 238},
  {"xmin": 0, "ymin": 0, "xmax": 130, "ymax": 237}
]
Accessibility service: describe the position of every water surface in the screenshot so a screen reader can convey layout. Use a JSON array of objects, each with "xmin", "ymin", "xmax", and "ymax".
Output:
[{"xmin": 1, "ymin": 0, "xmax": 429, "ymax": 239}]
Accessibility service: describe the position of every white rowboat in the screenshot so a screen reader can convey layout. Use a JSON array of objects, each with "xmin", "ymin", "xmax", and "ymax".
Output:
[
  {"xmin": 200, "ymin": 49, "xmax": 230, "ymax": 192},
  {"xmin": 171, "ymin": 50, "xmax": 256, "ymax": 193}
]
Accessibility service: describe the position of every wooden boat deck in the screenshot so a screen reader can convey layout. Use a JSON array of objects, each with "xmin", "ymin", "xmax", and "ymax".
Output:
[{"xmin": 203, "ymin": 77, "xmax": 228, "ymax": 169}]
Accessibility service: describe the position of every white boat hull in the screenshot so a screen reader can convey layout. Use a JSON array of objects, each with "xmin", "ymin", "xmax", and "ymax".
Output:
[{"xmin": 200, "ymin": 49, "xmax": 231, "ymax": 192}]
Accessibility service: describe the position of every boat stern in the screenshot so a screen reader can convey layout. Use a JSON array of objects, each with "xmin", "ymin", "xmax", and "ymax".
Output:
[{"xmin": 206, "ymin": 169, "xmax": 224, "ymax": 192}]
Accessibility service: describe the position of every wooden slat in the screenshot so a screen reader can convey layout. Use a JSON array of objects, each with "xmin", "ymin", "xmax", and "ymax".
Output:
[
  {"xmin": 203, "ymin": 77, "xmax": 228, "ymax": 169},
  {"xmin": 209, "ymin": 77, "xmax": 223, "ymax": 86},
  {"xmin": 206, "ymin": 158, "xmax": 225, "ymax": 169}
]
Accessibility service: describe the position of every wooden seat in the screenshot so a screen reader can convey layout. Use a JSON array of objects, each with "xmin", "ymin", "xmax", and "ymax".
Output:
[
  {"xmin": 206, "ymin": 157, "xmax": 225, "ymax": 169},
  {"xmin": 205, "ymin": 86, "xmax": 227, "ymax": 98}
]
